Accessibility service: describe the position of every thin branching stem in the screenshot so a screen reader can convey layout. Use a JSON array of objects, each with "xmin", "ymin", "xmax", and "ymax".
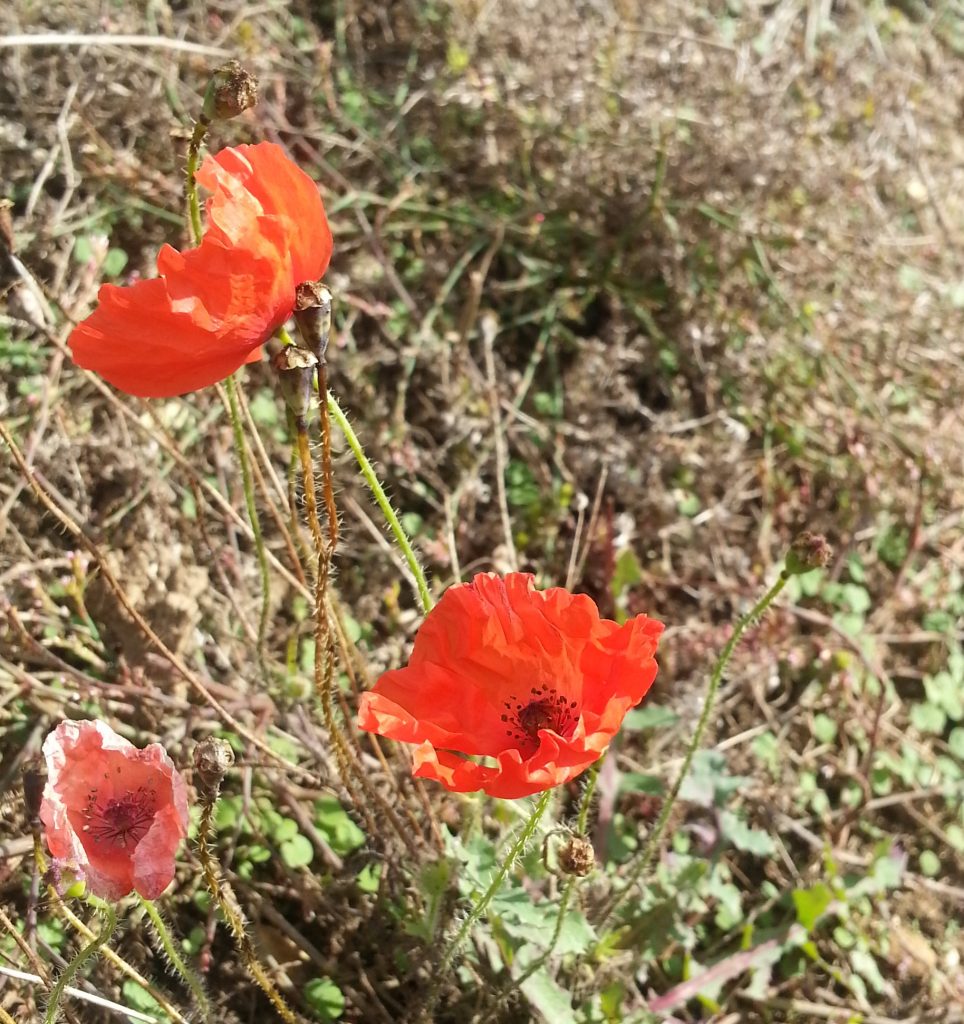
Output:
[
  {"xmin": 598, "ymin": 572, "xmax": 790, "ymax": 927},
  {"xmin": 224, "ymin": 373, "xmax": 272, "ymax": 684},
  {"xmin": 421, "ymin": 789, "xmax": 554, "ymax": 1021}
]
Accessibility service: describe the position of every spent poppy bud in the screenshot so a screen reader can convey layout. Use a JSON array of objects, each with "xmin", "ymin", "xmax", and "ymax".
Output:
[
  {"xmin": 193, "ymin": 737, "xmax": 235, "ymax": 801},
  {"xmin": 784, "ymin": 531, "xmax": 833, "ymax": 576},
  {"xmin": 202, "ymin": 60, "xmax": 259, "ymax": 122},
  {"xmin": 358, "ymin": 573, "xmax": 664, "ymax": 799},
  {"xmin": 272, "ymin": 345, "xmax": 318, "ymax": 422},
  {"xmin": 293, "ymin": 281, "xmax": 333, "ymax": 363},
  {"xmin": 558, "ymin": 836, "xmax": 595, "ymax": 877}
]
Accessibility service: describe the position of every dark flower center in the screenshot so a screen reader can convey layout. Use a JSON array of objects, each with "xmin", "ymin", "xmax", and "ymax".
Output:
[
  {"xmin": 501, "ymin": 686, "xmax": 579, "ymax": 755},
  {"xmin": 82, "ymin": 787, "xmax": 157, "ymax": 849}
]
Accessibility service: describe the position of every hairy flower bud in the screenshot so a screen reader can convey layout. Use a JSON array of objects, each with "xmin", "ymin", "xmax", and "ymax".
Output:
[
  {"xmin": 784, "ymin": 531, "xmax": 833, "ymax": 576},
  {"xmin": 558, "ymin": 835, "xmax": 595, "ymax": 877},
  {"xmin": 203, "ymin": 60, "xmax": 259, "ymax": 122}
]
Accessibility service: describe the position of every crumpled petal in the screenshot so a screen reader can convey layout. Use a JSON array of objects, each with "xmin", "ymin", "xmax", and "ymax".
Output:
[
  {"xmin": 68, "ymin": 142, "xmax": 332, "ymax": 397},
  {"xmin": 358, "ymin": 572, "xmax": 664, "ymax": 798},
  {"xmin": 39, "ymin": 720, "xmax": 189, "ymax": 901}
]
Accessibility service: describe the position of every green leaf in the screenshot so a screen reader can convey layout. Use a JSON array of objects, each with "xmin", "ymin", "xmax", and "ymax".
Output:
[
  {"xmin": 122, "ymin": 980, "xmax": 166, "ymax": 1016},
  {"xmin": 918, "ymin": 850, "xmax": 941, "ymax": 877},
  {"xmin": 304, "ymin": 977, "xmax": 345, "ymax": 1021},
  {"xmin": 273, "ymin": 817, "xmax": 299, "ymax": 843},
  {"xmin": 718, "ymin": 810, "xmax": 776, "ymax": 856},
  {"xmin": 948, "ymin": 727, "xmax": 964, "ymax": 760},
  {"xmin": 619, "ymin": 772, "xmax": 663, "ymax": 795},
  {"xmin": 314, "ymin": 797, "xmax": 365, "ymax": 855},
  {"xmin": 793, "ymin": 882, "xmax": 835, "ymax": 932},
  {"xmin": 910, "ymin": 701, "xmax": 946, "ymax": 734},
  {"xmin": 356, "ymin": 863, "xmax": 381, "ymax": 894},
  {"xmin": 849, "ymin": 948, "xmax": 888, "ymax": 994},
  {"xmin": 623, "ymin": 705, "xmax": 679, "ymax": 731},
  {"xmin": 520, "ymin": 967, "xmax": 578, "ymax": 1024},
  {"xmin": 103, "ymin": 247, "xmax": 128, "ymax": 277},
  {"xmin": 812, "ymin": 714, "xmax": 838, "ymax": 744},
  {"xmin": 281, "ymin": 834, "xmax": 314, "ymax": 869},
  {"xmin": 611, "ymin": 548, "xmax": 643, "ymax": 599}
]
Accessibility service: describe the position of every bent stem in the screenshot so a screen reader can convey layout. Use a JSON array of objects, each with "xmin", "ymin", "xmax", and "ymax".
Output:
[
  {"xmin": 224, "ymin": 373, "xmax": 272, "ymax": 685},
  {"xmin": 598, "ymin": 571, "xmax": 790, "ymax": 928},
  {"xmin": 197, "ymin": 800, "xmax": 299, "ymax": 1024},
  {"xmin": 421, "ymin": 789, "xmax": 554, "ymax": 1022},
  {"xmin": 44, "ymin": 901, "xmax": 117, "ymax": 1024},
  {"xmin": 326, "ymin": 391, "xmax": 433, "ymax": 613},
  {"xmin": 139, "ymin": 897, "xmax": 211, "ymax": 1024}
]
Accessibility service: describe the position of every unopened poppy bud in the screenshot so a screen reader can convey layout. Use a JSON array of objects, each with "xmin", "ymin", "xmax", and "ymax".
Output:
[
  {"xmin": 292, "ymin": 281, "xmax": 333, "ymax": 363},
  {"xmin": 194, "ymin": 737, "xmax": 235, "ymax": 800},
  {"xmin": 783, "ymin": 531, "xmax": 833, "ymax": 576},
  {"xmin": 202, "ymin": 60, "xmax": 259, "ymax": 123},
  {"xmin": 22, "ymin": 759, "xmax": 45, "ymax": 825},
  {"xmin": 272, "ymin": 346, "xmax": 318, "ymax": 422},
  {"xmin": 558, "ymin": 836, "xmax": 595, "ymax": 877}
]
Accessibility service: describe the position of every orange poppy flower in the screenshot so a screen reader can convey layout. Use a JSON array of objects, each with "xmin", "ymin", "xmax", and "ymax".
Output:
[
  {"xmin": 68, "ymin": 142, "xmax": 332, "ymax": 397},
  {"xmin": 358, "ymin": 573, "xmax": 664, "ymax": 799},
  {"xmin": 40, "ymin": 719, "xmax": 189, "ymax": 900}
]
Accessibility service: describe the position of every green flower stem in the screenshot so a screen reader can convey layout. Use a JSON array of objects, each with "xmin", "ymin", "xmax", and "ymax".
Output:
[
  {"xmin": 224, "ymin": 373, "xmax": 272, "ymax": 683},
  {"xmin": 599, "ymin": 571, "xmax": 790, "ymax": 927},
  {"xmin": 421, "ymin": 789, "xmax": 554, "ymax": 1021},
  {"xmin": 326, "ymin": 391, "xmax": 433, "ymax": 613},
  {"xmin": 185, "ymin": 118, "xmax": 207, "ymax": 244},
  {"xmin": 45, "ymin": 902, "xmax": 117, "ymax": 1024},
  {"xmin": 576, "ymin": 755, "xmax": 603, "ymax": 835},
  {"xmin": 139, "ymin": 897, "xmax": 211, "ymax": 1024},
  {"xmin": 511, "ymin": 756, "xmax": 603, "ymax": 993}
]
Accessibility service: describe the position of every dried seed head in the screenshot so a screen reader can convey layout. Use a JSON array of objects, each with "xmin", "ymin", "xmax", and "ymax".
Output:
[
  {"xmin": 193, "ymin": 737, "xmax": 235, "ymax": 800},
  {"xmin": 272, "ymin": 345, "xmax": 318, "ymax": 421},
  {"xmin": 22, "ymin": 758, "xmax": 46, "ymax": 825},
  {"xmin": 557, "ymin": 835, "xmax": 595, "ymax": 877},
  {"xmin": 784, "ymin": 531, "xmax": 833, "ymax": 576},
  {"xmin": 292, "ymin": 281, "xmax": 333, "ymax": 362},
  {"xmin": 203, "ymin": 60, "xmax": 259, "ymax": 122}
]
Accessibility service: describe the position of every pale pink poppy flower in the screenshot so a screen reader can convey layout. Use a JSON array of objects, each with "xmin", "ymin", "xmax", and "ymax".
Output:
[{"xmin": 40, "ymin": 720, "xmax": 189, "ymax": 901}]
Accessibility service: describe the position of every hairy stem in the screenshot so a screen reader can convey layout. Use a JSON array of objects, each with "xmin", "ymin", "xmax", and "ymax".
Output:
[
  {"xmin": 139, "ymin": 898, "xmax": 211, "ymax": 1024},
  {"xmin": 326, "ymin": 392, "xmax": 432, "ymax": 613},
  {"xmin": 45, "ymin": 903, "xmax": 116, "ymax": 1024},
  {"xmin": 293, "ymin": 422, "xmax": 416, "ymax": 853},
  {"xmin": 184, "ymin": 117, "xmax": 207, "ymax": 244},
  {"xmin": 224, "ymin": 373, "xmax": 272, "ymax": 684},
  {"xmin": 197, "ymin": 801, "xmax": 300, "ymax": 1024},
  {"xmin": 421, "ymin": 789, "xmax": 554, "ymax": 1021},
  {"xmin": 599, "ymin": 572, "xmax": 790, "ymax": 927},
  {"xmin": 511, "ymin": 758, "xmax": 603, "ymax": 995}
]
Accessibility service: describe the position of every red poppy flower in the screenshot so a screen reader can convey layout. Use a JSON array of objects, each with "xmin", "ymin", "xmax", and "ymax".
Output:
[
  {"xmin": 40, "ymin": 720, "xmax": 189, "ymax": 900},
  {"xmin": 68, "ymin": 142, "xmax": 332, "ymax": 397},
  {"xmin": 358, "ymin": 573, "xmax": 664, "ymax": 799}
]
